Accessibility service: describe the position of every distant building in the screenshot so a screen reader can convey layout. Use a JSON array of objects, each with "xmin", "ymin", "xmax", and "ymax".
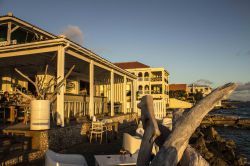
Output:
[
  {"xmin": 169, "ymin": 84, "xmax": 188, "ymax": 92},
  {"xmin": 187, "ymin": 84, "xmax": 221, "ymax": 107},
  {"xmin": 187, "ymin": 84, "xmax": 212, "ymax": 97},
  {"xmin": 115, "ymin": 61, "xmax": 169, "ymax": 119}
]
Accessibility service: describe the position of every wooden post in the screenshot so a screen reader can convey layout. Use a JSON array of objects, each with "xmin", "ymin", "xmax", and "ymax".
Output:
[
  {"xmin": 123, "ymin": 76, "xmax": 127, "ymax": 114},
  {"xmin": 89, "ymin": 60, "xmax": 94, "ymax": 118},
  {"xmin": 7, "ymin": 22, "xmax": 12, "ymax": 45},
  {"xmin": 132, "ymin": 80, "xmax": 137, "ymax": 114},
  {"xmin": 110, "ymin": 69, "xmax": 114, "ymax": 116},
  {"xmin": 57, "ymin": 45, "xmax": 65, "ymax": 127}
]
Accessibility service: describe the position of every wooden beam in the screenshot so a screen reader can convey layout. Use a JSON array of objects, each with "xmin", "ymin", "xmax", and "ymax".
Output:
[
  {"xmin": 10, "ymin": 25, "xmax": 20, "ymax": 33},
  {"xmin": 7, "ymin": 22, "xmax": 11, "ymax": 45},
  {"xmin": 0, "ymin": 46, "xmax": 58, "ymax": 58},
  {"xmin": 66, "ymin": 49, "xmax": 91, "ymax": 63}
]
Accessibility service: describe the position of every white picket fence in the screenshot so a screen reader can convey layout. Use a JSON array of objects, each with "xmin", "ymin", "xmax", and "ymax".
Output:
[{"xmin": 137, "ymin": 99, "xmax": 167, "ymax": 120}]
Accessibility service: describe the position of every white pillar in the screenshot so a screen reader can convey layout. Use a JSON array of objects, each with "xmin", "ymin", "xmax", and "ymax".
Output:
[
  {"xmin": 132, "ymin": 80, "xmax": 137, "ymax": 114},
  {"xmin": 57, "ymin": 45, "xmax": 65, "ymax": 127},
  {"xmin": 123, "ymin": 76, "xmax": 127, "ymax": 114},
  {"xmin": 110, "ymin": 70, "xmax": 114, "ymax": 116},
  {"xmin": 89, "ymin": 60, "xmax": 94, "ymax": 117}
]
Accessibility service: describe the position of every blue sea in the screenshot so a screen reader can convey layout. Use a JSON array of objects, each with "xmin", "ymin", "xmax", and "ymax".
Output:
[{"xmin": 210, "ymin": 102, "xmax": 250, "ymax": 163}]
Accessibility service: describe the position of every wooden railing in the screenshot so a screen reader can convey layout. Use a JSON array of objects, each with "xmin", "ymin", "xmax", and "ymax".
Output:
[
  {"xmin": 64, "ymin": 94, "xmax": 108, "ymax": 119},
  {"xmin": 137, "ymin": 99, "xmax": 166, "ymax": 120}
]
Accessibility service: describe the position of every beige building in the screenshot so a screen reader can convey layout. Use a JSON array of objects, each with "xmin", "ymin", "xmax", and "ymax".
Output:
[{"xmin": 114, "ymin": 61, "xmax": 169, "ymax": 119}]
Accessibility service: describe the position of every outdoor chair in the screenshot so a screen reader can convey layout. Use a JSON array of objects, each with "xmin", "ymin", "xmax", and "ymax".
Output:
[
  {"xmin": 122, "ymin": 133, "xmax": 141, "ymax": 155},
  {"xmin": 89, "ymin": 121, "xmax": 107, "ymax": 144},
  {"xmin": 122, "ymin": 133, "xmax": 159, "ymax": 156},
  {"xmin": 45, "ymin": 149, "xmax": 88, "ymax": 166}
]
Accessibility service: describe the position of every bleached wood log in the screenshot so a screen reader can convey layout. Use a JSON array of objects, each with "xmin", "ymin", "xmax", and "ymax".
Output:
[
  {"xmin": 48, "ymin": 65, "xmax": 75, "ymax": 101},
  {"xmin": 173, "ymin": 109, "xmax": 209, "ymax": 166},
  {"xmin": 150, "ymin": 83, "xmax": 237, "ymax": 166},
  {"xmin": 137, "ymin": 95, "xmax": 161, "ymax": 166},
  {"xmin": 180, "ymin": 145, "xmax": 209, "ymax": 166},
  {"xmin": 16, "ymin": 88, "xmax": 33, "ymax": 101}
]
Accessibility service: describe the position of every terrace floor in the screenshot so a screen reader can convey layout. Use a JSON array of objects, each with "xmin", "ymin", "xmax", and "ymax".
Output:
[{"xmin": 1, "ymin": 121, "xmax": 138, "ymax": 166}]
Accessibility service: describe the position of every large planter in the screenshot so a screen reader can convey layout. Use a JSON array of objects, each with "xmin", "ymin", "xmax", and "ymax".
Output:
[{"xmin": 30, "ymin": 100, "xmax": 50, "ymax": 130}]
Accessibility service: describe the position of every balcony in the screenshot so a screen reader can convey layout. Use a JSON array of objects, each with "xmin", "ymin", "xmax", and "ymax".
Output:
[
  {"xmin": 138, "ymin": 77, "xmax": 143, "ymax": 81},
  {"xmin": 151, "ymin": 77, "xmax": 162, "ymax": 82},
  {"xmin": 144, "ymin": 90, "xmax": 150, "ymax": 94},
  {"xmin": 138, "ymin": 90, "xmax": 143, "ymax": 95},
  {"xmin": 144, "ymin": 77, "xmax": 150, "ymax": 81}
]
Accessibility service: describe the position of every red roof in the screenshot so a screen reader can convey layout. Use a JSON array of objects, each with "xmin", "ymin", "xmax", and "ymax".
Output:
[
  {"xmin": 169, "ymin": 84, "xmax": 188, "ymax": 91},
  {"xmin": 114, "ymin": 61, "xmax": 150, "ymax": 69}
]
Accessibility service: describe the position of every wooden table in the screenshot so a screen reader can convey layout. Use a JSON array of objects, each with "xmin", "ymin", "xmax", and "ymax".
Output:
[{"xmin": 95, "ymin": 154, "xmax": 137, "ymax": 166}]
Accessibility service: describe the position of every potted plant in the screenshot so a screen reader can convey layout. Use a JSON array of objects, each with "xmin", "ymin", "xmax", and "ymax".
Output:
[{"xmin": 15, "ymin": 64, "xmax": 75, "ymax": 130}]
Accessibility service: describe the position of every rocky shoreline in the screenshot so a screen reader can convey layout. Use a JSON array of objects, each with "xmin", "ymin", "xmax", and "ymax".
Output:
[
  {"xmin": 190, "ymin": 126, "xmax": 248, "ymax": 166},
  {"xmin": 202, "ymin": 114, "xmax": 250, "ymax": 128}
]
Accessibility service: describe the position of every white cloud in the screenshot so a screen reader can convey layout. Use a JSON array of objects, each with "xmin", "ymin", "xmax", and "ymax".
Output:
[
  {"xmin": 229, "ymin": 82, "xmax": 250, "ymax": 101},
  {"xmin": 193, "ymin": 79, "xmax": 213, "ymax": 86},
  {"xmin": 61, "ymin": 25, "xmax": 83, "ymax": 45}
]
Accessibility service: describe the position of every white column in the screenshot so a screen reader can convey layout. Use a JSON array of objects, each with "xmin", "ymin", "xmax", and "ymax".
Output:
[
  {"xmin": 110, "ymin": 70, "xmax": 114, "ymax": 116},
  {"xmin": 132, "ymin": 80, "xmax": 137, "ymax": 114},
  {"xmin": 89, "ymin": 60, "xmax": 94, "ymax": 117},
  {"xmin": 162, "ymin": 70, "xmax": 165, "ymax": 98},
  {"xmin": 123, "ymin": 76, "xmax": 127, "ymax": 114},
  {"xmin": 57, "ymin": 45, "xmax": 65, "ymax": 127}
]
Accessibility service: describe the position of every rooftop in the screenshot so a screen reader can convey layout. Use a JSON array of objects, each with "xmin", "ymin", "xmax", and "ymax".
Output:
[
  {"xmin": 169, "ymin": 84, "xmax": 188, "ymax": 91},
  {"xmin": 114, "ymin": 61, "xmax": 150, "ymax": 69}
]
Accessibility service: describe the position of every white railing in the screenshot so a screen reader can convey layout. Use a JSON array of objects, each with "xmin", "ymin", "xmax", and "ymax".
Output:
[
  {"xmin": 64, "ymin": 101, "xmax": 88, "ymax": 118},
  {"xmin": 64, "ymin": 95, "xmax": 107, "ymax": 119},
  {"xmin": 137, "ymin": 99, "xmax": 166, "ymax": 120}
]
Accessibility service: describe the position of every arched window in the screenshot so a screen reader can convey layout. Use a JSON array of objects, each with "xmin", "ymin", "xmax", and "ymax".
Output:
[
  {"xmin": 138, "ymin": 72, "xmax": 143, "ymax": 77},
  {"xmin": 145, "ymin": 85, "xmax": 149, "ymax": 91},
  {"xmin": 138, "ymin": 85, "xmax": 143, "ymax": 90},
  {"xmin": 138, "ymin": 72, "xmax": 143, "ymax": 81},
  {"xmin": 144, "ymin": 72, "xmax": 149, "ymax": 77}
]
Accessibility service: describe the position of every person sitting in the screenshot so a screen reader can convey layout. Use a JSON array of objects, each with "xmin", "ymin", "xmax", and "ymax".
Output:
[
  {"xmin": 0, "ymin": 91, "xmax": 10, "ymax": 104},
  {"xmin": 0, "ymin": 91, "xmax": 10, "ymax": 122}
]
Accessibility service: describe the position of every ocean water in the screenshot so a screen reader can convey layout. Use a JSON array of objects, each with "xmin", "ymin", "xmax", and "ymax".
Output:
[
  {"xmin": 211, "ymin": 102, "xmax": 250, "ymax": 162},
  {"xmin": 210, "ymin": 101, "xmax": 250, "ymax": 118}
]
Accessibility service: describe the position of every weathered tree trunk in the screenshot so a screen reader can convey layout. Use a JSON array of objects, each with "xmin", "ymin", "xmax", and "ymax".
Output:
[
  {"xmin": 180, "ymin": 145, "xmax": 209, "ymax": 166},
  {"xmin": 150, "ymin": 83, "xmax": 237, "ymax": 166},
  {"xmin": 173, "ymin": 109, "xmax": 209, "ymax": 166},
  {"xmin": 137, "ymin": 96, "xmax": 161, "ymax": 166}
]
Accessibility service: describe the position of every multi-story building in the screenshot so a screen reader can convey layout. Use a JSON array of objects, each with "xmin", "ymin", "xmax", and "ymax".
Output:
[
  {"xmin": 114, "ymin": 61, "xmax": 169, "ymax": 119},
  {"xmin": 187, "ymin": 84, "xmax": 212, "ymax": 97}
]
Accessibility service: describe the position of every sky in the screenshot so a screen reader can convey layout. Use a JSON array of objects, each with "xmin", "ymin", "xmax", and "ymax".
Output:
[{"xmin": 1, "ymin": 0, "xmax": 250, "ymax": 100}]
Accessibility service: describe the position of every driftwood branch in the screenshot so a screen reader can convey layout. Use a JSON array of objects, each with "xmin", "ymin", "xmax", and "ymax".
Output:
[
  {"xmin": 40, "ymin": 64, "xmax": 48, "ymax": 90},
  {"xmin": 48, "ymin": 65, "xmax": 75, "ymax": 100},
  {"xmin": 137, "ymin": 96, "xmax": 161, "ymax": 166},
  {"xmin": 15, "ymin": 68, "xmax": 42, "ymax": 98},
  {"xmin": 180, "ymin": 145, "xmax": 209, "ymax": 166},
  {"xmin": 173, "ymin": 109, "xmax": 209, "ymax": 166},
  {"xmin": 15, "ymin": 88, "xmax": 33, "ymax": 101},
  {"xmin": 150, "ymin": 83, "xmax": 237, "ymax": 166}
]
